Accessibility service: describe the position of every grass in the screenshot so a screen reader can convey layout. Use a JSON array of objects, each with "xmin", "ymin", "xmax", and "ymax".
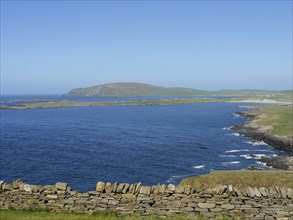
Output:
[
  {"xmin": 0, "ymin": 209, "xmax": 232, "ymax": 220},
  {"xmin": 250, "ymin": 105, "xmax": 293, "ymax": 136},
  {"xmin": 0, "ymin": 98, "xmax": 225, "ymax": 110},
  {"xmin": 116, "ymin": 88, "xmax": 212, "ymax": 97},
  {"xmin": 179, "ymin": 170, "xmax": 293, "ymax": 189}
]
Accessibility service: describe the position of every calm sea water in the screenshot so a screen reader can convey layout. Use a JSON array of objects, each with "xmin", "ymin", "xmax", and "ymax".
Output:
[{"xmin": 0, "ymin": 96, "xmax": 290, "ymax": 192}]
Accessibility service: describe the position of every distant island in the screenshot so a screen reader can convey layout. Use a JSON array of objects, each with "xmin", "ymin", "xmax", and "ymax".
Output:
[
  {"xmin": 65, "ymin": 82, "xmax": 291, "ymax": 99},
  {"xmin": 66, "ymin": 82, "xmax": 211, "ymax": 97},
  {"xmin": 1, "ymin": 82, "xmax": 291, "ymax": 110}
]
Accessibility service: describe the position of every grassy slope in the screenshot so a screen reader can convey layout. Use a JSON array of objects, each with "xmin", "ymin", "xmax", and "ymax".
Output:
[
  {"xmin": 249, "ymin": 105, "xmax": 293, "ymax": 136},
  {"xmin": 121, "ymin": 89, "xmax": 212, "ymax": 97},
  {"xmin": 180, "ymin": 170, "xmax": 293, "ymax": 189}
]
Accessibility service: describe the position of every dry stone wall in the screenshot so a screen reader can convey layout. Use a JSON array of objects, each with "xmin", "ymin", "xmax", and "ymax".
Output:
[{"xmin": 0, "ymin": 180, "xmax": 292, "ymax": 219}]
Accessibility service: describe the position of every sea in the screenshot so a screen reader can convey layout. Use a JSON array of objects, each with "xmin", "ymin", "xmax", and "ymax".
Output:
[{"xmin": 0, "ymin": 95, "xmax": 291, "ymax": 192}]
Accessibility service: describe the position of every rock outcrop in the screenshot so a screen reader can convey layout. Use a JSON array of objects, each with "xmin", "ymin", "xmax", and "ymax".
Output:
[{"xmin": 261, "ymin": 156, "xmax": 293, "ymax": 170}]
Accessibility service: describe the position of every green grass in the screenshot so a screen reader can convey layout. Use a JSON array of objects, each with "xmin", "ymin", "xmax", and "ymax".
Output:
[
  {"xmin": 180, "ymin": 170, "xmax": 293, "ymax": 189},
  {"xmin": 250, "ymin": 105, "xmax": 293, "ymax": 136},
  {"xmin": 0, "ymin": 209, "xmax": 232, "ymax": 220},
  {"xmin": 1, "ymin": 98, "xmax": 226, "ymax": 110},
  {"xmin": 120, "ymin": 89, "xmax": 213, "ymax": 97}
]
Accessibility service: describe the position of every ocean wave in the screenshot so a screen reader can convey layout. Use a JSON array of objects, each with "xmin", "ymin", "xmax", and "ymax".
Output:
[
  {"xmin": 193, "ymin": 165, "xmax": 205, "ymax": 169},
  {"xmin": 245, "ymin": 140, "xmax": 268, "ymax": 146},
  {"xmin": 223, "ymin": 126, "xmax": 233, "ymax": 130},
  {"xmin": 240, "ymin": 154, "xmax": 267, "ymax": 159},
  {"xmin": 222, "ymin": 161, "xmax": 241, "ymax": 165},
  {"xmin": 219, "ymin": 155, "xmax": 237, "ymax": 158},
  {"xmin": 254, "ymin": 149, "xmax": 273, "ymax": 152},
  {"xmin": 233, "ymin": 113, "xmax": 240, "ymax": 118},
  {"xmin": 225, "ymin": 149, "xmax": 250, "ymax": 153},
  {"xmin": 256, "ymin": 161, "xmax": 267, "ymax": 166},
  {"xmin": 232, "ymin": 133, "xmax": 240, "ymax": 136},
  {"xmin": 240, "ymin": 154, "xmax": 254, "ymax": 159}
]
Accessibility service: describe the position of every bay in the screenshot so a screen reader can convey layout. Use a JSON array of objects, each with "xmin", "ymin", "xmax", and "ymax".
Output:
[{"xmin": 0, "ymin": 96, "xmax": 290, "ymax": 192}]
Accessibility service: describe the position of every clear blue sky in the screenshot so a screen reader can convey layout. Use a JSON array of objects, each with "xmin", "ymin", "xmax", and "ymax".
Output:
[{"xmin": 1, "ymin": 1, "xmax": 292, "ymax": 94}]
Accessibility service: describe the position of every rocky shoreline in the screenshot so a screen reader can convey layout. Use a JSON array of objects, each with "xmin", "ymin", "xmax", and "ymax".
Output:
[
  {"xmin": 238, "ymin": 111, "xmax": 292, "ymax": 152},
  {"xmin": 233, "ymin": 108, "xmax": 293, "ymax": 170}
]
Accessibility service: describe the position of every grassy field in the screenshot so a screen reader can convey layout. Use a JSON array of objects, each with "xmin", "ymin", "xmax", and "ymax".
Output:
[
  {"xmin": 0, "ymin": 98, "xmax": 225, "ymax": 110},
  {"xmin": 0, "ymin": 209, "xmax": 232, "ymax": 220},
  {"xmin": 249, "ymin": 105, "xmax": 293, "ymax": 136},
  {"xmin": 179, "ymin": 170, "xmax": 293, "ymax": 189}
]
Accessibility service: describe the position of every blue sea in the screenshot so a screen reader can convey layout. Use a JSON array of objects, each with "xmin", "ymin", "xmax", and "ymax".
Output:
[{"xmin": 0, "ymin": 95, "xmax": 290, "ymax": 192}]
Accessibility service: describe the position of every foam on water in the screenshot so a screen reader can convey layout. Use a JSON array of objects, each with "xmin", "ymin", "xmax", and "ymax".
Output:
[
  {"xmin": 233, "ymin": 113, "xmax": 241, "ymax": 118},
  {"xmin": 193, "ymin": 165, "xmax": 205, "ymax": 169},
  {"xmin": 225, "ymin": 149, "xmax": 250, "ymax": 153},
  {"xmin": 219, "ymin": 155, "xmax": 237, "ymax": 158},
  {"xmin": 223, "ymin": 126, "xmax": 233, "ymax": 130},
  {"xmin": 245, "ymin": 140, "xmax": 268, "ymax": 146},
  {"xmin": 240, "ymin": 154, "xmax": 254, "ymax": 159},
  {"xmin": 256, "ymin": 161, "xmax": 267, "ymax": 166},
  {"xmin": 240, "ymin": 154, "xmax": 267, "ymax": 160},
  {"xmin": 232, "ymin": 133, "xmax": 240, "ymax": 136},
  {"xmin": 253, "ymin": 149, "xmax": 273, "ymax": 152},
  {"xmin": 222, "ymin": 161, "xmax": 241, "ymax": 165}
]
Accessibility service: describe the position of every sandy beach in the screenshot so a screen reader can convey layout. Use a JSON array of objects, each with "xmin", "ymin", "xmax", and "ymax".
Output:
[{"xmin": 228, "ymin": 99, "xmax": 291, "ymax": 105}]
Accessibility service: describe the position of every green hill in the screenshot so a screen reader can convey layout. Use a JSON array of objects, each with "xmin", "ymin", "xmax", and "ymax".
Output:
[
  {"xmin": 66, "ymin": 82, "xmax": 210, "ymax": 97},
  {"xmin": 65, "ymin": 82, "xmax": 292, "ymax": 98}
]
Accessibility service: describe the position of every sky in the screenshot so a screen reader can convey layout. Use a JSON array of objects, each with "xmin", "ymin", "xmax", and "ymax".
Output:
[{"xmin": 1, "ymin": 1, "xmax": 292, "ymax": 94}]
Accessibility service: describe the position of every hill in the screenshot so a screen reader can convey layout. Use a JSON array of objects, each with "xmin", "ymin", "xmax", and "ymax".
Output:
[
  {"xmin": 65, "ymin": 82, "xmax": 292, "ymax": 98},
  {"xmin": 66, "ymin": 82, "xmax": 210, "ymax": 97}
]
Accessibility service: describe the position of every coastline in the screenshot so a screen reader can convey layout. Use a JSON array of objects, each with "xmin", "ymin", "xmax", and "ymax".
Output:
[
  {"xmin": 233, "ymin": 105, "xmax": 293, "ymax": 170},
  {"xmin": 228, "ymin": 99, "xmax": 291, "ymax": 104},
  {"xmin": 0, "ymin": 98, "xmax": 225, "ymax": 110},
  {"xmin": 236, "ymin": 110, "xmax": 293, "ymax": 152}
]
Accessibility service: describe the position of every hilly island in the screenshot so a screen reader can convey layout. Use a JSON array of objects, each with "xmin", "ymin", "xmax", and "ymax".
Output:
[
  {"xmin": 66, "ymin": 82, "xmax": 211, "ymax": 97},
  {"xmin": 65, "ymin": 82, "xmax": 291, "ymax": 98}
]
